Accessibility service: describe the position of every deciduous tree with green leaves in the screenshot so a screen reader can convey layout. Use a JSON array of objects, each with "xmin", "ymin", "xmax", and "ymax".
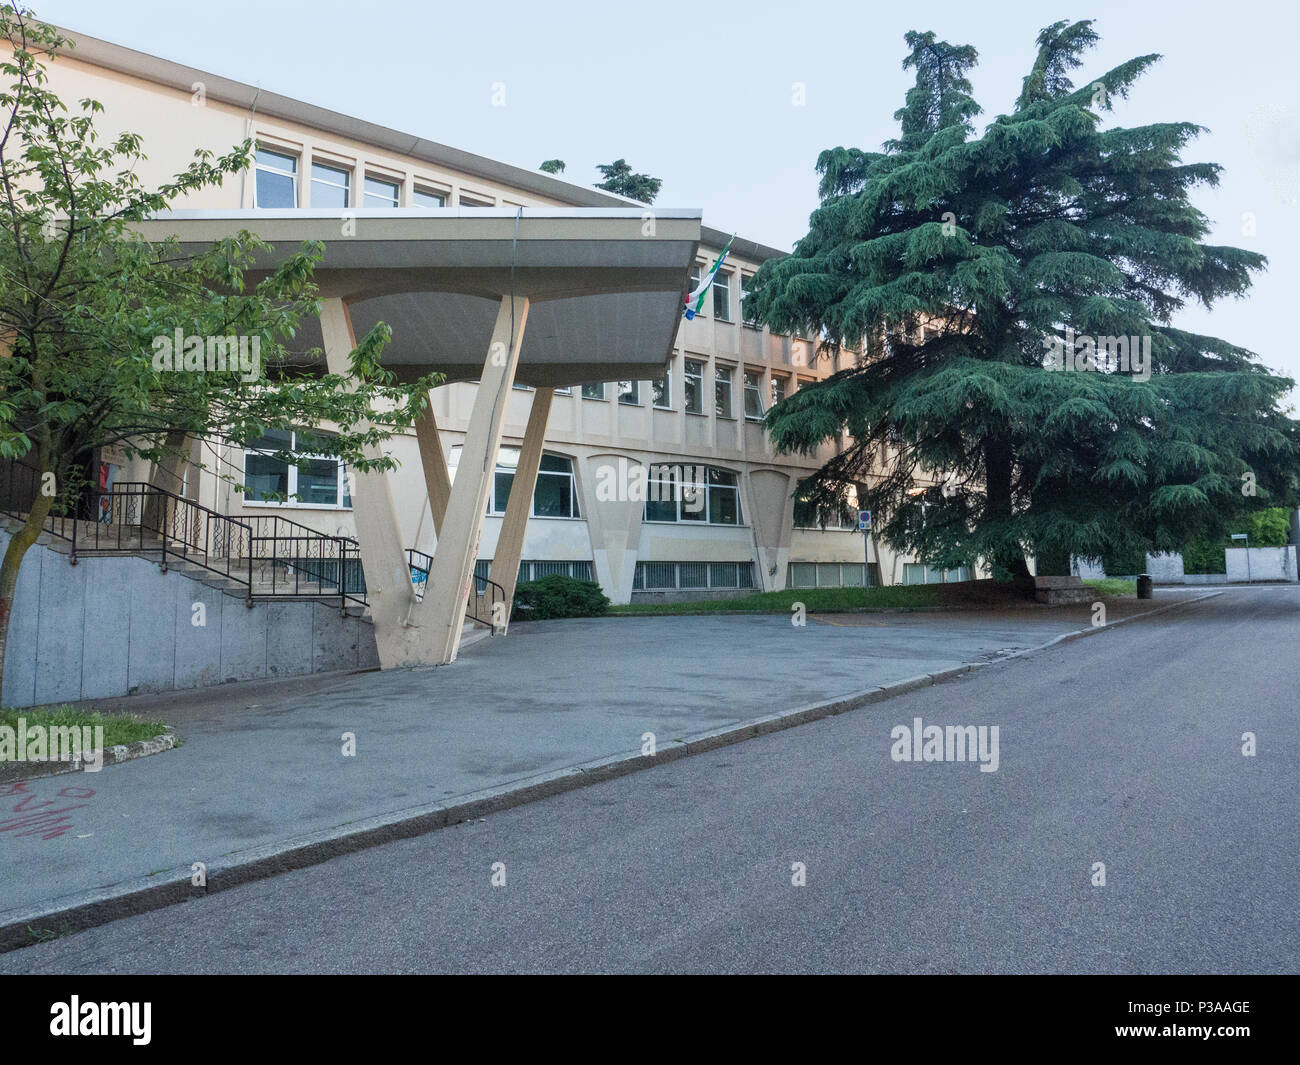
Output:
[
  {"xmin": 744, "ymin": 21, "xmax": 1297, "ymax": 583},
  {"xmin": 0, "ymin": 7, "xmax": 438, "ymax": 694}
]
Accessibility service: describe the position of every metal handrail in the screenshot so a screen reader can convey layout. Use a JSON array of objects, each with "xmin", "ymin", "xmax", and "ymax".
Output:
[{"xmin": 407, "ymin": 548, "xmax": 505, "ymax": 633}]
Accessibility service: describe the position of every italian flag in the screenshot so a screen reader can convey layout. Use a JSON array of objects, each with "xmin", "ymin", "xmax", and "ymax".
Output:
[{"xmin": 684, "ymin": 235, "xmax": 734, "ymax": 319}]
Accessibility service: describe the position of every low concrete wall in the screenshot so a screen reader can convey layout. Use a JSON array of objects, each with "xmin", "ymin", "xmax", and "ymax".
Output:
[
  {"xmin": 0, "ymin": 530, "xmax": 378, "ymax": 708},
  {"xmin": 1226, "ymin": 546, "xmax": 1298, "ymax": 583}
]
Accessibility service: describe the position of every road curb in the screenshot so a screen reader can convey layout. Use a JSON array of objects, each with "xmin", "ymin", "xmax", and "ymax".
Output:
[
  {"xmin": 0, "ymin": 590, "xmax": 1218, "ymax": 954},
  {"xmin": 0, "ymin": 727, "xmax": 179, "ymax": 785}
]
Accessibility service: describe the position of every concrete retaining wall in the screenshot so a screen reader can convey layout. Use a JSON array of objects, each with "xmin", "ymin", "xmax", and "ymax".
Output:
[
  {"xmin": 1226, "ymin": 546, "xmax": 1298, "ymax": 583},
  {"xmin": 1, "ymin": 530, "xmax": 379, "ymax": 708}
]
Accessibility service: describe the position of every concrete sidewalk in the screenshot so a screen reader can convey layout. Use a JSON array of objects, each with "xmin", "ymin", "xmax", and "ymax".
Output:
[{"xmin": 0, "ymin": 594, "xmax": 1206, "ymax": 946}]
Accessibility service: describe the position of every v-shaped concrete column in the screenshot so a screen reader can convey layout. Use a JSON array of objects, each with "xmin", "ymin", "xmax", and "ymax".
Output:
[
  {"xmin": 489, "ymin": 386, "xmax": 553, "ymax": 634},
  {"xmin": 414, "ymin": 396, "xmax": 451, "ymax": 537},
  {"xmin": 319, "ymin": 298, "xmax": 419, "ymax": 667},
  {"xmin": 413, "ymin": 294, "xmax": 529, "ymax": 664}
]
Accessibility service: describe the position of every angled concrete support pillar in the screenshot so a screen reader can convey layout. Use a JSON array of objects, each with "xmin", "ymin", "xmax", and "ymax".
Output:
[
  {"xmin": 319, "ymin": 298, "xmax": 420, "ymax": 667},
  {"xmin": 489, "ymin": 387, "xmax": 552, "ymax": 634},
  {"xmin": 413, "ymin": 295, "xmax": 529, "ymax": 663},
  {"xmin": 414, "ymin": 395, "xmax": 451, "ymax": 537}
]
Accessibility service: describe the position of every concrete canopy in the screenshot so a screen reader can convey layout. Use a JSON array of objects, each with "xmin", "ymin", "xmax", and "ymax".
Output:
[{"xmin": 133, "ymin": 207, "xmax": 702, "ymax": 388}]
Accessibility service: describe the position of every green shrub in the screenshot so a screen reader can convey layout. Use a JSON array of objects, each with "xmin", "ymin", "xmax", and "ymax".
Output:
[
  {"xmin": 1182, "ymin": 538, "xmax": 1227, "ymax": 574},
  {"xmin": 512, "ymin": 575, "xmax": 610, "ymax": 620}
]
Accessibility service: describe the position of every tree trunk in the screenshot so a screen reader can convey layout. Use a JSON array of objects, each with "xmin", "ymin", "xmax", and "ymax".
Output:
[
  {"xmin": 984, "ymin": 432, "xmax": 1032, "ymax": 582},
  {"xmin": 0, "ymin": 490, "xmax": 54, "ymax": 701},
  {"xmin": 143, "ymin": 429, "xmax": 189, "ymax": 536}
]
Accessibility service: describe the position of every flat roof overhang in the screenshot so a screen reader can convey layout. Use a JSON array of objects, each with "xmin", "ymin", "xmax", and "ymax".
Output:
[{"xmin": 130, "ymin": 208, "xmax": 702, "ymax": 388}]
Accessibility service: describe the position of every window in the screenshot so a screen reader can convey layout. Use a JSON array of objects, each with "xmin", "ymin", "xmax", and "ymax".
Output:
[
  {"xmin": 481, "ymin": 448, "xmax": 580, "ymax": 518},
  {"xmin": 684, "ymin": 359, "xmax": 704, "ymax": 414},
  {"xmin": 794, "ymin": 498, "xmax": 853, "ymax": 529},
  {"xmin": 652, "ymin": 365, "xmax": 672, "ymax": 409},
  {"xmin": 310, "ymin": 161, "xmax": 350, "ymax": 208},
  {"xmin": 642, "ymin": 465, "xmax": 741, "ymax": 525},
  {"xmin": 771, "ymin": 375, "xmax": 788, "ymax": 407},
  {"xmin": 581, "ymin": 382, "xmax": 606, "ymax": 400},
  {"xmin": 412, "ymin": 186, "xmax": 446, "ymax": 207},
  {"xmin": 617, "ymin": 381, "xmax": 641, "ymax": 405},
  {"xmin": 363, "ymin": 175, "xmax": 400, "ymax": 208},
  {"xmin": 740, "ymin": 273, "xmax": 754, "ymax": 324},
  {"xmin": 744, "ymin": 370, "xmax": 764, "ymax": 419},
  {"xmin": 715, "ymin": 364, "xmax": 734, "ymax": 418},
  {"xmin": 712, "ymin": 271, "xmax": 731, "ymax": 320},
  {"xmin": 459, "ymin": 194, "xmax": 494, "ymax": 207},
  {"xmin": 707, "ymin": 467, "xmax": 741, "ymax": 524},
  {"xmin": 255, "ymin": 147, "xmax": 297, "ymax": 208},
  {"xmin": 243, "ymin": 427, "xmax": 351, "ymax": 508}
]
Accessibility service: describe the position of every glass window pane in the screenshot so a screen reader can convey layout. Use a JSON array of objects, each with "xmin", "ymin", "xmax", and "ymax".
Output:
[
  {"xmin": 714, "ymin": 366, "xmax": 733, "ymax": 417},
  {"xmin": 532, "ymin": 473, "xmax": 571, "ymax": 517},
  {"xmin": 684, "ymin": 360, "xmax": 704, "ymax": 414},
  {"xmin": 652, "ymin": 371, "xmax": 671, "ymax": 408},
  {"xmin": 581, "ymin": 382, "xmax": 604, "ymax": 400},
  {"xmin": 297, "ymin": 458, "xmax": 341, "ymax": 505},
  {"xmin": 245, "ymin": 453, "xmax": 289, "ymax": 501},
  {"xmin": 310, "ymin": 162, "xmax": 350, "ymax": 209},
  {"xmin": 412, "ymin": 187, "xmax": 445, "ymax": 207},
  {"xmin": 771, "ymin": 376, "xmax": 787, "ymax": 406},
  {"xmin": 539, "ymin": 453, "xmax": 571, "ymax": 474},
  {"xmin": 618, "ymin": 381, "xmax": 640, "ymax": 405},
  {"xmin": 246, "ymin": 427, "xmax": 293, "ymax": 452},
  {"xmin": 744, "ymin": 371, "xmax": 764, "ymax": 418},
  {"xmin": 709, "ymin": 487, "xmax": 739, "ymax": 525},
  {"xmin": 255, "ymin": 169, "xmax": 295, "ymax": 208},
  {"xmin": 363, "ymin": 175, "xmax": 399, "ymax": 207},
  {"xmin": 712, "ymin": 272, "xmax": 731, "ymax": 320},
  {"xmin": 493, "ymin": 470, "xmax": 513, "ymax": 513}
]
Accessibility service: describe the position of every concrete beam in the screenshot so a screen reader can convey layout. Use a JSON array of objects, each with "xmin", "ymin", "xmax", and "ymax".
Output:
[
  {"xmin": 319, "ymin": 298, "xmax": 419, "ymax": 668},
  {"xmin": 414, "ymin": 394, "xmax": 451, "ymax": 537},
  {"xmin": 413, "ymin": 295, "xmax": 529, "ymax": 663},
  {"xmin": 489, "ymin": 387, "xmax": 553, "ymax": 633}
]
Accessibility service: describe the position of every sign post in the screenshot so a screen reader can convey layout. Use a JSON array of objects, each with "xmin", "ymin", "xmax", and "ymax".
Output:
[{"xmin": 859, "ymin": 509, "xmax": 873, "ymax": 589}]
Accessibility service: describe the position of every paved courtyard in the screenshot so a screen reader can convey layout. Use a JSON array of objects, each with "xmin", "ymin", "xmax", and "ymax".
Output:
[{"xmin": 0, "ymin": 596, "xmax": 1200, "ymax": 929}]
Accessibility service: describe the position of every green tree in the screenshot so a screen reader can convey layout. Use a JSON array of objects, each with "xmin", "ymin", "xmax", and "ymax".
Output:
[
  {"xmin": 0, "ymin": 8, "xmax": 438, "ymax": 692},
  {"xmin": 594, "ymin": 158, "xmax": 662, "ymax": 204},
  {"xmin": 743, "ymin": 20, "xmax": 1298, "ymax": 583},
  {"xmin": 538, "ymin": 158, "xmax": 566, "ymax": 174}
]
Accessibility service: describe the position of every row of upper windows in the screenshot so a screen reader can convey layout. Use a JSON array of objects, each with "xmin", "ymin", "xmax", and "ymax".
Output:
[
  {"xmin": 239, "ymin": 428, "xmax": 750, "ymax": 527},
  {"xmin": 571, "ymin": 360, "xmax": 812, "ymax": 418},
  {"xmin": 253, "ymin": 145, "xmax": 498, "ymax": 210}
]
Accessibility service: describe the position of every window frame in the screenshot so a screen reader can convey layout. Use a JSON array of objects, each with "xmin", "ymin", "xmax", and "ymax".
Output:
[
  {"xmin": 652, "ymin": 364, "xmax": 673, "ymax": 410},
  {"xmin": 641, "ymin": 465, "xmax": 743, "ymax": 526},
  {"xmin": 743, "ymin": 369, "xmax": 765, "ymax": 420},
  {"xmin": 362, "ymin": 173, "xmax": 401, "ymax": 208},
  {"xmin": 684, "ymin": 359, "xmax": 705, "ymax": 414},
  {"xmin": 712, "ymin": 270, "xmax": 732, "ymax": 321},
  {"xmin": 254, "ymin": 145, "xmax": 299, "ymax": 208},
  {"xmin": 242, "ymin": 428, "xmax": 351, "ymax": 510},
  {"xmin": 617, "ymin": 380, "xmax": 642, "ymax": 406},
  {"xmin": 714, "ymin": 363, "xmax": 735, "ymax": 419},
  {"xmin": 479, "ymin": 447, "xmax": 582, "ymax": 520},
  {"xmin": 309, "ymin": 159, "xmax": 351, "ymax": 209}
]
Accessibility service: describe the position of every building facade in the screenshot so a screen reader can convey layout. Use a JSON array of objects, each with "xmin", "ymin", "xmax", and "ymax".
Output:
[{"xmin": 34, "ymin": 29, "xmax": 947, "ymax": 605}]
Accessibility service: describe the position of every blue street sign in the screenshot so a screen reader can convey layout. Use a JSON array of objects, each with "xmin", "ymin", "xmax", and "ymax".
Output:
[{"xmin": 859, "ymin": 510, "xmax": 872, "ymax": 531}]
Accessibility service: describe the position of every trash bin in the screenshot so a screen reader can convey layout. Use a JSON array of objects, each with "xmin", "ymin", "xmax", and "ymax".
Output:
[{"xmin": 1136, "ymin": 574, "xmax": 1153, "ymax": 599}]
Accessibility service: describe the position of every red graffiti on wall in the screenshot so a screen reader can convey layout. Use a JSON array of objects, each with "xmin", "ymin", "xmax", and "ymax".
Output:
[{"xmin": 0, "ymin": 781, "xmax": 96, "ymax": 840}]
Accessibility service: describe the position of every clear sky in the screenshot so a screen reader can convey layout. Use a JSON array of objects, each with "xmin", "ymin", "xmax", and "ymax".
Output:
[{"xmin": 38, "ymin": 0, "xmax": 1300, "ymax": 404}]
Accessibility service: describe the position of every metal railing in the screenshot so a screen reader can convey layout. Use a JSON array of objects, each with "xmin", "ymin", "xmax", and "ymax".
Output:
[
  {"xmin": 1, "ymin": 457, "xmax": 365, "ymax": 608},
  {"xmin": 408, "ymin": 548, "xmax": 505, "ymax": 633},
  {"xmin": 2, "ymin": 456, "xmax": 505, "ymax": 622}
]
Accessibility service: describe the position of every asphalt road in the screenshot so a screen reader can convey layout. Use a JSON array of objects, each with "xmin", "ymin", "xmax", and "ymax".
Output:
[{"xmin": 2, "ymin": 585, "xmax": 1296, "ymax": 974}]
